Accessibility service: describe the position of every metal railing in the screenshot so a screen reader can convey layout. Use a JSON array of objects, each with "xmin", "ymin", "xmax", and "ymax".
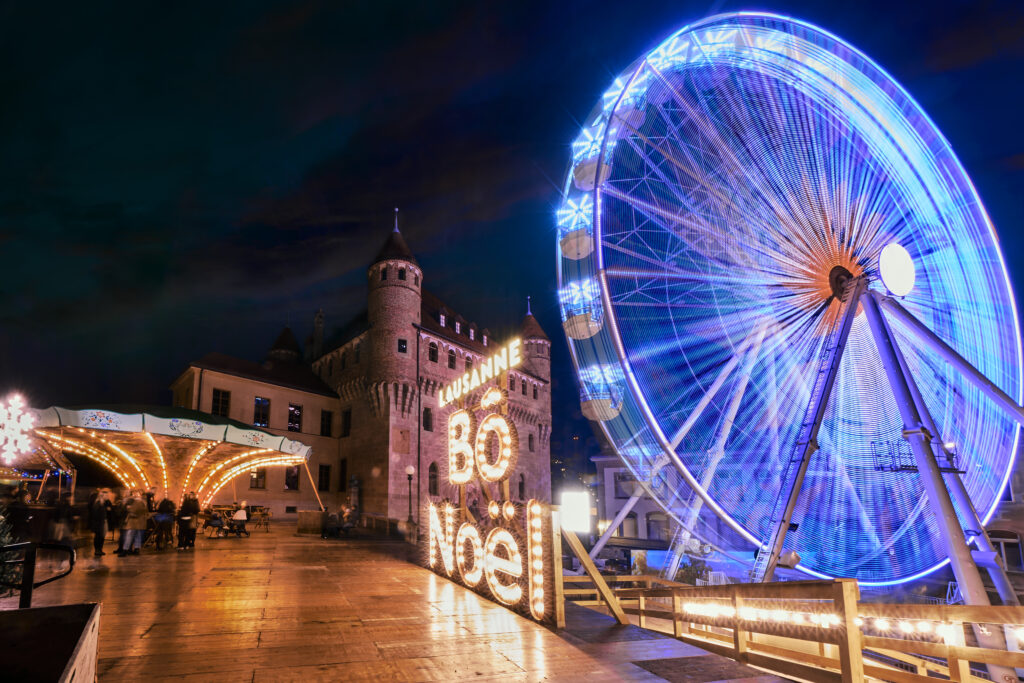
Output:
[{"xmin": 1, "ymin": 541, "xmax": 76, "ymax": 608}]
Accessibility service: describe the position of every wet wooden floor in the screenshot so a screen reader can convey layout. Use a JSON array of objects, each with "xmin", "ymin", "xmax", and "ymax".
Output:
[{"xmin": 2, "ymin": 525, "xmax": 783, "ymax": 682}]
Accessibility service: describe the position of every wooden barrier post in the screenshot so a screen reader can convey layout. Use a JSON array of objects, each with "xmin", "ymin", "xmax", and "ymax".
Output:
[
  {"xmin": 732, "ymin": 584, "xmax": 748, "ymax": 663},
  {"xmin": 672, "ymin": 593, "xmax": 687, "ymax": 637},
  {"xmin": 947, "ymin": 621, "xmax": 970, "ymax": 682},
  {"xmin": 834, "ymin": 578, "xmax": 864, "ymax": 682},
  {"xmin": 550, "ymin": 508, "xmax": 565, "ymax": 629},
  {"xmin": 561, "ymin": 526, "xmax": 629, "ymax": 625}
]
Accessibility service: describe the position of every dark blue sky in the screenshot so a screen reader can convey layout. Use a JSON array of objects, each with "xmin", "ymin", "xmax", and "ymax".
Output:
[{"xmin": 2, "ymin": 0, "xmax": 1023, "ymax": 449}]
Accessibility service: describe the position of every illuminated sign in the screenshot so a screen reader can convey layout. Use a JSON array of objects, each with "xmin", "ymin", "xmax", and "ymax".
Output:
[
  {"xmin": 426, "ymin": 386, "xmax": 556, "ymax": 625},
  {"xmin": 437, "ymin": 338, "xmax": 522, "ymax": 408}
]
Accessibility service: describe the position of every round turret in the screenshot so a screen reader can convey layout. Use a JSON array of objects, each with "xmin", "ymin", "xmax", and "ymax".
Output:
[
  {"xmin": 519, "ymin": 298, "xmax": 551, "ymax": 382},
  {"xmin": 367, "ymin": 221, "xmax": 422, "ymax": 384}
]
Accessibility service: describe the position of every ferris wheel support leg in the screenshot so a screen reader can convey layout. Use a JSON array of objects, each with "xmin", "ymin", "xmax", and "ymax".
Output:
[
  {"xmin": 863, "ymin": 294, "xmax": 1015, "ymax": 679},
  {"xmin": 875, "ymin": 293, "xmax": 1020, "ymax": 606},
  {"xmin": 878, "ymin": 295, "xmax": 1024, "ymax": 426}
]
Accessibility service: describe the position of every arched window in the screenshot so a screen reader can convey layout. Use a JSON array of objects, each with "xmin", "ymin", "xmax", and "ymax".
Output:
[
  {"xmin": 533, "ymin": 386, "xmax": 538, "ymax": 400},
  {"xmin": 447, "ymin": 349, "xmax": 456, "ymax": 369},
  {"xmin": 521, "ymin": 381, "xmax": 527, "ymax": 395},
  {"xmin": 380, "ymin": 267, "xmax": 388, "ymax": 281},
  {"xmin": 428, "ymin": 463, "xmax": 439, "ymax": 496},
  {"xmin": 528, "ymin": 433, "xmax": 535, "ymax": 452},
  {"xmin": 518, "ymin": 473, "xmax": 525, "ymax": 500},
  {"xmin": 509, "ymin": 375, "xmax": 515, "ymax": 390},
  {"xmin": 423, "ymin": 407, "xmax": 433, "ymax": 432},
  {"xmin": 465, "ymin": 357, "xmax": 473, "ymax": 371},
  {"xmin": 428, "ymin": 342, "xmax": 438, "ymax": 363}
]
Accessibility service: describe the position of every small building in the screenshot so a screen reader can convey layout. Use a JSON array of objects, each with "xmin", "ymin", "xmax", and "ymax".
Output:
[
  {"xmin": 592, "ymin": 454, "xmax": 671, "ymax": 545},
  {"xmin": 171, "ymin": 223, "xmax": 553, "ymax": 523}
]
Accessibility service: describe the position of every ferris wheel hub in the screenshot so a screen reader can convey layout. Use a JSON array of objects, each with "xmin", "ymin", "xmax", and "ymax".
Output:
[{"xmin": 828, "ymin": 266, "xmax": 854, "ymax": 299}]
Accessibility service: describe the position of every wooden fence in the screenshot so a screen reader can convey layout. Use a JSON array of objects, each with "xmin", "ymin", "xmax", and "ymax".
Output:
[{"xmin": 562, "ymin": 574, "xmax": 1024, "ymax": 682}]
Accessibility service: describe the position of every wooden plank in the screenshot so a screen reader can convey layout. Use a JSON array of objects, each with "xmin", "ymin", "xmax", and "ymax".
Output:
[
  {"xmin": 744, "ymin": 651, "xmax": 842, "ymax": 683},
  {"xmin": 748, "ymin": 639, "xmax": 838, "ymax": 670},
  {"xmin": 834, "ymin": 578, "xmax": 863, "ymax": 683},
  {"xmin": 863, "ymin": 663, "xmax": 935, "ymax": 683},
  {"xmin": 550, "ymin": 510, "xmax": 565, "ymax": 629},
  {"xmin": 863, "ymin": 635, "xmax": 1024, "ymax": 668},
  {"xmin": 857, "ymin": 603, "xmax": 1024, "ymax": 624},
  {"xmin": 561, "ymin": 527, "xmax": 628, "ymax": 625}
]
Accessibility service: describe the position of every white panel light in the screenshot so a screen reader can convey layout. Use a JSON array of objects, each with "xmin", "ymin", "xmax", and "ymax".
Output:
[{"xmin": 560, "ymin": 490, "xmax": 591, "ymax": 533}]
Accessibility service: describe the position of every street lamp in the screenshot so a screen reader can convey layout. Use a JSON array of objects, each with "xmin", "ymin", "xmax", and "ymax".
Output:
[{"xmin": 405, "ymin": 465, "xmax": 415, "ymax": 524}]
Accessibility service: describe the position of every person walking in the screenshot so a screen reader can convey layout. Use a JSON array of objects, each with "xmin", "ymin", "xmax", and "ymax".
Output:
[
  {"xmin": 176, "ymin": 492, "xmax": 199, "ymax": 550},
  {"xmin": 121, "ymin": 492, "xmax": 148, "ymax": 556},
  {"xmin": 87, "ymin": 490, "xmax": 110, "ymax": 558},
  {"xmin": 111, "ymin": 492, "xmax": 128, "ymax": 555},
  {"xmin": 154, "ymin": 495, "xmax": 175, "ymax": 550}
]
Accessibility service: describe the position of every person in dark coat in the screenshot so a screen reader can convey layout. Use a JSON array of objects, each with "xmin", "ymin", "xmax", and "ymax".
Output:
[
  {"xmin": 87, "ymin": 490, "xmax": 110, "ymax": 557},
  {"xmin": 154, "ymin": 495, "xmax": 176, "ymax": 550},
  {"xmin": 176, "ymin": 492, "xmax": 200, "ymax": 550}
]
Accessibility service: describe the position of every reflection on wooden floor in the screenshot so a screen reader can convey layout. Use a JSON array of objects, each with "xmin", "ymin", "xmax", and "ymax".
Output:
[{"xmin": 1, "ymin": 525, "xmax": 782, "ymax": 681}]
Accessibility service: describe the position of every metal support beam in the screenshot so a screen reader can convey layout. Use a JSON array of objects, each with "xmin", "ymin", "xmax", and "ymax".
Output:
[
  {"xmin": 863, "ymin": 292, "xmax": 1015, "ymax": 681},
  {"xmin": 878, "ymin": 295, "xmax": 1024, "ymax": 426},
  {"xmin": 876, "ymin": 292, "xmax": 1019, "ymax": 606},
  {"xmin": 755, "ymin": 277, "xmax": 867, "ymax": 582}
]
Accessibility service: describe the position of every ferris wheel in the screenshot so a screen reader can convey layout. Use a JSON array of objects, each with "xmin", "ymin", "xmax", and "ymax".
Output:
[{"xmin": 556, "ymin": 12, "xmax": 1024, "ymax": 593}]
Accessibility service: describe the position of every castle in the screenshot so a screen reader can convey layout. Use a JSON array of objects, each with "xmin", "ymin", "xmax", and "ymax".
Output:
[{"xmin": 171, "ymin": 224, "xmax": 553, "ymax": 524}]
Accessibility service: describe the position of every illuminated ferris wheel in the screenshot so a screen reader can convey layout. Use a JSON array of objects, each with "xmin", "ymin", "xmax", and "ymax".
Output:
[{"xmin": 556, "ymin": 12, "xmax": 1024, "ymax": 593}]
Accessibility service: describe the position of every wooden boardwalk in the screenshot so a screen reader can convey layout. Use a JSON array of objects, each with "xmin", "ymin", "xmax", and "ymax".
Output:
[{"xmin": 2, "ymin": 525, "xmax": 782, "ymax": 681}]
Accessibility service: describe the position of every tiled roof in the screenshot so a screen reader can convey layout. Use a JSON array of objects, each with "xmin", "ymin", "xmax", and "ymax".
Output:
[
  {"xmin": 519, "ymin": 313, "xmax": 549, "ymax": 341},
  {"xmin": 191, "ymin": 352, "xmax": 337, "ymax": 397},
  {"xmin": 373, "ymin": 227, "xmax": 418, "ymax": 266}
]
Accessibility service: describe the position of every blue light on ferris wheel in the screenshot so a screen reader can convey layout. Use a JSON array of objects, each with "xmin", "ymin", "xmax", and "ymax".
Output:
[{"xmin": 555, "ymin": 12, "xmax": 1022, "ymax": 584}]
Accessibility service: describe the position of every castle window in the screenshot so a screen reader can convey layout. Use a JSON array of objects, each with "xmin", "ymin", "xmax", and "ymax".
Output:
[
  {"xmin": 428, "ymin": 463, "xmax": 439, "ymax": 496},
  {"xmin": 465, "ymin": 357, "xmax": 473, "ymax": 372},
  {"xmin": 533, "ymin": 385, "xmax": 538, "ymax": 400},
  {"xmin": 288, "ymin": 404, "xmax": 303, "ymax": 432},
  {"xmin": 414, "ymin": 274, "xmax": 419, "ymax": 286},
  {"xmin": 518, "ymin": 474, "xmax": 525, "ymax": 500},
  {"xmin": 320, "ymin": 409, "xmax": 333, "ymax": 437},
  {"xmin": 398, "ymin": 338, "xmax": 408, "ymax": 353},
  {"xmin": 423, "ymin": 407, "xmax": 433, "ymax": 432},
  {"xmin": 455, "ymin": 321, "xmax": 461, "ymax": 334},
  {"xmin": 439, "ymin": 313, "xmax": 446, "ymax": 327},
  {"xmin": 448, "ymin": 349, "xmax": 456, "ymax": 369},
  {"xmin": 522, "ymin": 381, "xmax": 527, "ymax": 396},
  {"xmin": 285, "ymin": 465, "xmax": 300, "ymax": 491},
  {"xmin": 253, "ymin": 397, "xmax": 270, "ymax": 428},
  {"xmin": 341, "ymin": 409, "xmax": 352, "ymax": 437},
  {"xmin": 398, "ymin": 268, "xmax": 406, "ymax": 281},
  {"xmin": 509, "ymin": 375, "xmax": 515, "ymax": 390},
  {"xmin": 428, "ymin": 342, "xmax": 438, "ymax": 363},
  {"xmin": 381, "ymin": 266, "xmax": 388, "ymax": 281},
  {"xmin": 529, "ymin": 433, "xmax": 535, "ymax": 452},
  {"xmin": 469, "ymin": 328, "xmax": 475, "ymax": 340},
  {"xmin": 212, "ymin": 389, "xmax": 230, "ymax": 417}
]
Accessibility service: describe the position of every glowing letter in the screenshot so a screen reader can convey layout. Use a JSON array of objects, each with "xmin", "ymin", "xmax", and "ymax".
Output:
[
  {"xmin": 484, "ymin": 527, "xmax": 522, "ymax": 605},
  {"xmin": 469, "ymin": 368, "xmax": 481, "ymax": 391},
  {"xmin": 509, "ymin": 338, "xmax": 522, "ymax": 368},
  {"xmin": 428, "ymin": 503, "xmax": 456, "ymax": 575},
  {"xmin": 474, "ymin": 413, "xmax": 517, "ymax": 482},
  {"xmin": 456, "ymin": 523, "xmax": 484, "ymax": 586},
  {"xmin": 494, "ymin": 347, "xmax": 508, "ymax": 373},
  {"xmin": 461, "ymin": 374, "xmax": 470, "ymax": 395},
  {"xmin": 448, "ymin": 410, "xmax": 475, "ymax": 485},
  {"xmin": 480, "ymin": 357, "xmax": 493, "ymax": 382}
]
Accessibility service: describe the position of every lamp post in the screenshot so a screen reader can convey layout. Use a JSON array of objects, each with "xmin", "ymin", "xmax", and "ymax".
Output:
[{"xmin": 405, "ymin": 465, "xmax": 415, "ymax": 524}]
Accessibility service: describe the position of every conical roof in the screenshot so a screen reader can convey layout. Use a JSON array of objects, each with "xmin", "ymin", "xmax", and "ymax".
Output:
[
  {"xmin": 267, "ymin": 327, "xmax": 302, "ymax": 363},
  {"xmin": 373, "ymin": 225, "xmax": 419, "ymax": 266},
  {"xmin": 520, "ymin": 313, "xmax": 549, "ymax": 341}
]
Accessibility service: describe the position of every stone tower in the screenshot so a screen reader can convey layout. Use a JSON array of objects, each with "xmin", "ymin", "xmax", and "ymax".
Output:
[
  {"xmin": 520, "ymin": 297, "xmax": 551, "ymax": 379},
  {"xmin": 366, "ymin": 217, "xmax": 424, "ymax": 520}
]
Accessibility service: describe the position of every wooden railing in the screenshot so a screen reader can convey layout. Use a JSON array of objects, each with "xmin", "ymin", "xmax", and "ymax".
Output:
[{"xmin": 563, "ymin": 577, "xmax": 1024, "ymax": 682}]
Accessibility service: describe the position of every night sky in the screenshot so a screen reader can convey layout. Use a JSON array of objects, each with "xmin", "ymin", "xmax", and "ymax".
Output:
[{"xmin": 3, "ymin": 1, "xmax": 1024, "ymax": 462}]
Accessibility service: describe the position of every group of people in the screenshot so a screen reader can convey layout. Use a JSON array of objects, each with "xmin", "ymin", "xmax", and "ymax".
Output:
[
  {"xmin": 322, "ymin": 503, "xmax": 358, "ymax": 539},
  {"xmin": 86, "ymin": 488, "xmax": 202, "ymax": 556}
]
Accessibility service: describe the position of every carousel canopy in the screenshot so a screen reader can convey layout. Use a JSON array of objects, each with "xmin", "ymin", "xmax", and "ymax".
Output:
[{"xmin": 29, "ymin": 405, "xmax": 311, "ymax": 506}]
